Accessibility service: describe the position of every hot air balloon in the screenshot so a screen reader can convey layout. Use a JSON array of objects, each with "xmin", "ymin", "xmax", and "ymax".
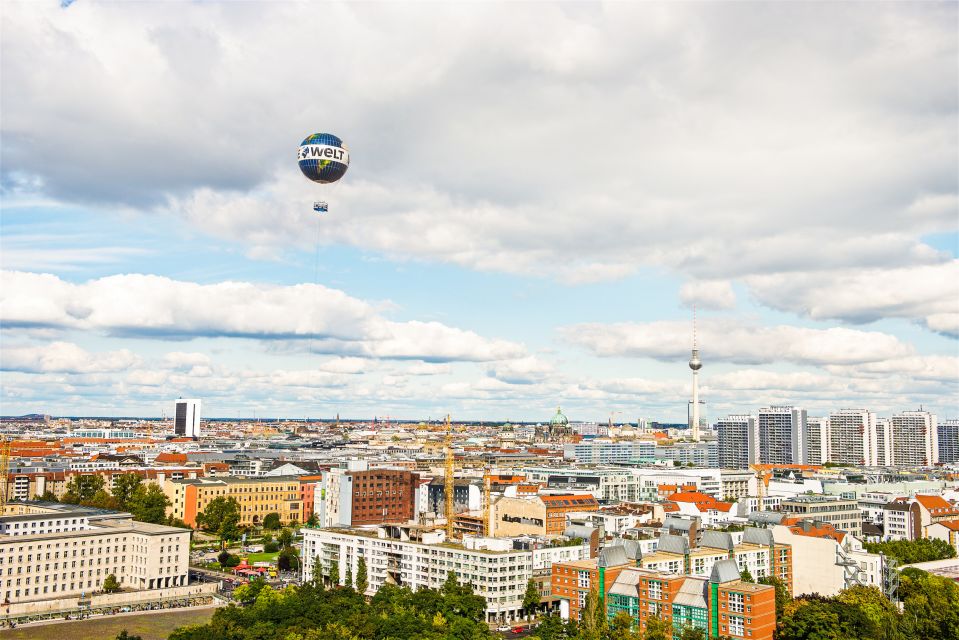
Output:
[{"xmin": 297, "ymin": 133, "xmax": 349, "ymax": 213}]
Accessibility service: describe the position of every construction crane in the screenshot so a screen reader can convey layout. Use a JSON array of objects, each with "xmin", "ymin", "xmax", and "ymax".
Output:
[
  {"xmin": 483, "ymin": 466, "xmax": 492, "ymax": 537},
  {"xmin": 0, "ymin": 436, "xmax": 11, "ymax": 512},
  {"xmin": 750, "ymin": 464, "xmax": 773, "ymax": 512},
  {"xmin": 444, "ymin": 414, "xmax": 455, "ymax": 540}
]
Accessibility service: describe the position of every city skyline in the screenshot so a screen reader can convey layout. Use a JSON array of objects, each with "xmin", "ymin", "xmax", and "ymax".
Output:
[{"xmin": 1, "ymin": 2, "xmax": 957, "ymax": 421}]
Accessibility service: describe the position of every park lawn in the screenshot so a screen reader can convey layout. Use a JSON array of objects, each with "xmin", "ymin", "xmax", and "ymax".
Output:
[
  {"xmin": 244, "ymin": 551, "xmax": 278, "ymax": 564},
  {"xmin": 4, "ymin": 606, "xmax": 217, "ymax": 640}
]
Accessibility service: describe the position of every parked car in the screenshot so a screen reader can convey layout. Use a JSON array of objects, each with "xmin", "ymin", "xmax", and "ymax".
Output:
[
  {"xmin": 512, "ymin": 627, "xmax": 525, "ymax": 634},
  {"xmin": 496, "ymin": 625, "xmax": 511, "ymax": 632}
]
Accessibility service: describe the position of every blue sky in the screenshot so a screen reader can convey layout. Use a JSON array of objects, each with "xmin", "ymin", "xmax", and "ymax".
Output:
[{"xmin": 1, "ymin": 1, "xmax": 957, "ymax": 421}]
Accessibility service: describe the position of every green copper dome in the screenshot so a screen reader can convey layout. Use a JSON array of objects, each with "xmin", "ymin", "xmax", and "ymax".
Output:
[{"xmin": 549, "ymin": 406, "xmax": 569, "ymax": 427}]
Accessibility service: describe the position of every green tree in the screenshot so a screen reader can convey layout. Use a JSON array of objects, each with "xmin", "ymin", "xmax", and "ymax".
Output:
[
  {"xmin": 777, "ymin": 597, "xmax": 845, "ymax": 640},
  {"xmin": 36, "ymin": 490, "xmax": 59, "ymax": 502},
  {"xmin": 328, "ymin": 558, "xmax": 340, "ymax": 586},
  {"xmin": 62, "ymin": 474, "xmax": 105, "ymax": 504},
  {"xmin": 195, "ymin": 496, "xmax": 241, "ymax": 541},
  {"xmin": 677, "ymin": 625, "xmax": 707, "ymax": 640},
  {"xmin": 102, "ymin": 573, "xmax": 121, "ymax": 593},
  {"xmin": 278, "ymin": 546, "xmax": 300, "ymax": 572},
  {"xmin": 898, "ymin": 567, "xmax": 959, "ymax": 640},
  {"xmin": 305, "ymin": 512, "xmax": 320, "ymax": 528},
  {"xmin": 740, "ymin": 568, "xmax": 754, "ymax": 582},
  {"xmin": 277, "ymin": 527, "xmax": 294, "ymax": 548},
  {"xmin": 608, "ymin": 611, "xmax": 641, "ymax": 640},
  {"xmin": 115, "ymin": 632, "xmax": 143, "ymax": 640},
  {"xmin": 344, "ymin": 561, "xmax": 353, "ymax": 589},
  {"xmin": 111, "ymin": 473, "xmax": 142, "ymax": 509},
  {"xmin": 523, "ymin": 578, "xmax": 540, "ymax": 619},
  {"xmin": 356, "ymin": 556, "xmax": 368, "ymax": 595},
  {"xmin": 644, "ymin": 616, "xmax": 670, "ymax": 640},
  {"xmin": 864, "ymin": 538, "xmax": 957, "ymax": 565},
  {"xmin": 232, "ymin": 576, "xmax": 267, "ymax": 605},
  {"xmin": 127, "ymin": 483, "xmax": 170, "ymax": 524},
  {"xmin": 310, "ymin": 559, "xmax": 325, "ymax": 588},
  {"xmin": 835, "ymin": 585, "xmax": 901, "ymax": 638},
  {"xmin": 580, "ymin": 584, "xmax": 607, "ymax": 640},
  {"xmin": 758, "ymin": 575, "xmax": 790, "ymax": 620},
  {"xmin": 262, "ymin": 512, "xmax": 281, "ymax": 530}
]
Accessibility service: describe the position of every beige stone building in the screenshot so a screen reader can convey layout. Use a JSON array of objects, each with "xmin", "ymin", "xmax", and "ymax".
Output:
[
  {"xmin": 165, "ymin": 476, "xmax": 302, "ymax": 527},
  {"xmin": 0, "ymin": 502, "xmax": 190, "ymax": 604}
]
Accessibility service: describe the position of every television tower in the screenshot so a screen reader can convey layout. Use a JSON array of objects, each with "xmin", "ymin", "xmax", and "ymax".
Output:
[{"xmin": 688, "ymin": 305, "xmax": 702, "ymax": 441}]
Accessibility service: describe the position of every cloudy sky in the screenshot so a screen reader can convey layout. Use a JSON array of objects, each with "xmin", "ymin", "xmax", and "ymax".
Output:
[{"xmin": 1, "ymin": 1, "xmax": 957, "ymax": 422}]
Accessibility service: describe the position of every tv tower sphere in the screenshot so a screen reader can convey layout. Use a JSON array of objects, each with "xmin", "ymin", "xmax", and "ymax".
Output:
[{"xmin": 689, "ymin": 349, "xmax": 702, "ymax": 371}]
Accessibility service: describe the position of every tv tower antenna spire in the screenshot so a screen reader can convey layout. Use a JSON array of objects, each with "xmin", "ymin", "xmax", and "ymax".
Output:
[{"xmin": 688, "ymin": 304, "xmax": 702, "ymax": 441}]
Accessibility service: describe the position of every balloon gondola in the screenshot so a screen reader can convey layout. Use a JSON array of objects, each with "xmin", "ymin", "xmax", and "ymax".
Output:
[{"xmin": 298, "ymin": 133, "xmax": 349, "ymax": 213}]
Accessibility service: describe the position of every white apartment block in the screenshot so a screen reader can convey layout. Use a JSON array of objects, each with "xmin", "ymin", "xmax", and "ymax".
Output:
[
  {"xmin": 0, "ymin": 503, "xmax": 190, "ymax": 604},
  {"xmin": 875, "ymin": 419, "xmax": 894, "ymax": 467},
  {"xmin": 806, "ymin": 417, "xmax": 830, "ymax": 466},
  {"xmin": 828, "ymin": 410, "xmax": 878, "ymax": 467},
  {"xmin": 300, "ymin": 526, "xmax": 588, "ymax": 622},
  {"xmin": 891, "ymin": 411, "xmax": 938, "ymax": 466},
  {"xmin": 758, "ymin": 406, "xmax": 808, "ymax": 465},
  {"xmin": 716, "ymin": 415, "xmax": 758, "ymax": 470}
]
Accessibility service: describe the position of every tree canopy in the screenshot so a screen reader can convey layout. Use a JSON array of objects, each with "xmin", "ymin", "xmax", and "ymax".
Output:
[
  {"xmin": 863, "ymin": 538, "xmax": 956, "ymax": 565},
  {"xmin": 196, "ymin": 496, "xmax": 241, "ymax": 540},
  {"xmin": 169, "ymin": 574, "xmax": 494, "ymax": 640}
]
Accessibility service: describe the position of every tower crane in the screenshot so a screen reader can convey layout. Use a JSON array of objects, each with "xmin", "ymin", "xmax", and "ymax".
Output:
[
  {"xmin": 750, "ymin": 464, "xmax": 772, "ymax": 512},
  {"xmin": 483, "ymin": 466, "xmax": 492, "ymax": 537},
  {"xmin": 444, "ymin": 414, "xmax": 455, "ymax": 540},
  {"xmin": 0, "ymin": 436, "xmax": 11, "ymax": 512}
]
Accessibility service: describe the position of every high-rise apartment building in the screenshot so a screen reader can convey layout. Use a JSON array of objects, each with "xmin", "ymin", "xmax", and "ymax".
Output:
[
  {"xmin": 173, "ymin": 399, "xmax": 201, "ymax": 438},
  {"xmin": 937, "ymin": 419, "xmax": 959, "ymax": 464},
  {"xmin": 716, "ymin": 415, "xmax": 758, "ymax": 469},
  {"xmin": 891, "ymin": 411, "xmax": 938, "ymax": 466},
  {"xmin": 875, "ymin": 418, "xmax": 894, "ymax": 466},
  {"xmin": 758, "ymin": 406, "xmax": 807, "ymax": 465},
  {"xmin": 828, "ymin": 410, "xmax": 877, "ymax": 466},
  {"xmin": 806, "ymin": 417, "xmax": 830, "ymax": 466}
]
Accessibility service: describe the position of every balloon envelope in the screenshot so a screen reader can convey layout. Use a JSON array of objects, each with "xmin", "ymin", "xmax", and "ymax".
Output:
[{"xmin": 298, "ymin": 133, "xmax": 349, "ymax": 184}]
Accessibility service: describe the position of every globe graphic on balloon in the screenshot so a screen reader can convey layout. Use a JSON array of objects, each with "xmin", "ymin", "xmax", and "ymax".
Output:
[{"xmin": 297, "ymin": 133, "xmax": 350, "ymax": 184}]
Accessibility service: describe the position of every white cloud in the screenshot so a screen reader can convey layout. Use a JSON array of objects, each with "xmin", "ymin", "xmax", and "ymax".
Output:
[
  {"xmin": 486, "ymin": 356, "xmax": 555, "ymax": 384},
  {"xmin": 680, "ymin": 280, "xmax": 736, "ymax": 310},
  {"xmin": 560, "ymin": 319, "xmax": 915, "ymax": 366},
  {"xmin": 405, "ymin": 362, "xmax": 453, "ymax": 376},
  {"xmin": 1, "ymin": 341, "xmax": 139, "ymax": 374},
  {"xmin": 745, "ymin": 261, "xmax": 959, "ymax": 336},
  {"xmin": 0, "ymin": 270, "xmax": 526, "ymax": 363},
  {"xmin": 2, "ymin": 3, "xmax": 955, "ymax": 320}
]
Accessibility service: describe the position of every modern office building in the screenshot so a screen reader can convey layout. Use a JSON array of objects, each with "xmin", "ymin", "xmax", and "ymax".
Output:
[
  {"xmin": 173, "ymin": 399, "xmax": 201, "ymax": 438},
  {"xmin": 891, "ymin": 411, "xmax": 938, "ymax": 466},
  {"xmin": 779, "ymin": 496, "xmax": 862, "ymax": 537},
  {"xmin": 805, "ymin": 417, "xmax": 830, "ymax": 466},
  {"xmin": 937, "ymin": 419, "xmax": 959, "ymax": 464},
  {"xmin": 0, "ymin": 502, "xmax": 190, "ymax": 604},
  {"xmin": 758, "ymin": 406, "xmax": 807, "ymax": 465},
  {"xmin": 828, "ymin": 410, "xmax": 877, "ymax": 466},
  {"xmin": 716, "ymin": 415, "xmax": 758, "ymax": 469}
]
